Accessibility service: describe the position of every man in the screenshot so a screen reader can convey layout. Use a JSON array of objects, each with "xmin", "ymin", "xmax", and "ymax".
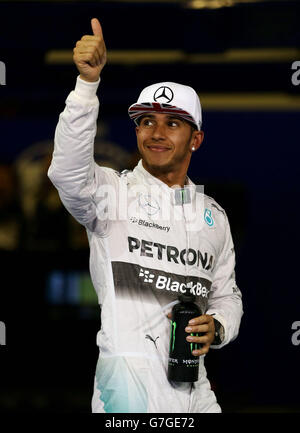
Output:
[{"xmin": 48, "ymin": 18, "xmax": 243, "ymax": 413}]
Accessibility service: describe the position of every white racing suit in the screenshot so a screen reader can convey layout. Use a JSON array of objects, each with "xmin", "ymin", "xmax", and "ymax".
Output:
[{"xmin": 48, "ymin": 76, "xmax": 243, "ymax": 413}]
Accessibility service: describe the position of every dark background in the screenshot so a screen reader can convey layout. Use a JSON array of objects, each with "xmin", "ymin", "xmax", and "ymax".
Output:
[{"xmin": 0, "ymin": 0, "xmax": 300, "ymax": 413}]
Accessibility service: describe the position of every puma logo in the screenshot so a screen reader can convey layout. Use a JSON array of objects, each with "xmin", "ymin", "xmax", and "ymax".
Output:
[{"xmin": 145, "ymin": 334, "xmax": 159, "ymax": 349}]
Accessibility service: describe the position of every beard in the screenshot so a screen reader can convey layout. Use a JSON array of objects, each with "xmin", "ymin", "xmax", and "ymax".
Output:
[
  {"xmin": 141, "ymin": 154, "xmax": 175, "ymax": 175},
  {"xmin": 139, "ymin": 138, "xmax": 192, "ymax": 176}
]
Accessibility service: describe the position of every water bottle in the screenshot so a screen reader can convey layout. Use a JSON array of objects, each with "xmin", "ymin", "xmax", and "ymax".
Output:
[{"xmin": 167, "ymin": 293, "xmax": 201, "ymax": 382}]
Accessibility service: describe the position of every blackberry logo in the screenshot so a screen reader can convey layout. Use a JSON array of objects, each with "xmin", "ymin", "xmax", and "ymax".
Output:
[
  {"xmin": 137, "ymin": 266, "xmax": 209, "ymax": 298},
  {"xmin": 139, "ymin": 268, "xmax": 155, "ymax": 283},
  {"xmin": 129, "ymin": 217, "xmax": 170, "ymax": 232}
]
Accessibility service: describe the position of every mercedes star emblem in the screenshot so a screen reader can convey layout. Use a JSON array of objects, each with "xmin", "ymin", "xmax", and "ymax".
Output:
[
  {"xmin": 138, "ymin": 194, "xmax": 160, "ymax": 216},
  {"xmin": 153, "ymin": 86, "xmax": 174, "ymax": 103}
]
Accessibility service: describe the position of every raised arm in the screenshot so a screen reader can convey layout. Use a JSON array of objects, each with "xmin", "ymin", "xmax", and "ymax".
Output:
[{"xmin": 48, "ymin": 19, "xmax": 113, "ymax": 236}]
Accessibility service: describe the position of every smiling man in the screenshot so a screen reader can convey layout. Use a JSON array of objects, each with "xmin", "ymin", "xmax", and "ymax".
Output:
[
  {"xmin": 135, "ymin": 112, "xmax": 202, "ymax": 186},
  {"xmin": 129, "ymin": 84, "xmax": 204, "ymax": 187},
  {"xmin": 48, "ymin": 18, "xmax": 243, "ymax": 413}
]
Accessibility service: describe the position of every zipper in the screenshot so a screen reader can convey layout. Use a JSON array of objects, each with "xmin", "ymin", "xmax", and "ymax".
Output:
[{"xmin": 182, "ymin": 185, "xmax": 193, "ymax": 412}]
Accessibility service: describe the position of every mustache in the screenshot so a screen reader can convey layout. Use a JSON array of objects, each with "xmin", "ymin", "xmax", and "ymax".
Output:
[{"xmin": 144, "ymin": 141, "xmax": 172, "ymax": 148}]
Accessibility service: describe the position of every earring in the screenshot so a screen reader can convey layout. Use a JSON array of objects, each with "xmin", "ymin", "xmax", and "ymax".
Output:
[{"xmin": 191, "ymin": 146, "xmax": 195, "ymax": 151}]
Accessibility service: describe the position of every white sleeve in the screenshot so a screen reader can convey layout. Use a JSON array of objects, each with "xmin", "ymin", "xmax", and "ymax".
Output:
[
  {"xmin": 48, "ymin": 75, "xmax": 113, "ymax": 236},
  {"xmin": 206, "ymin": 212, "xmax": 243, "ymax": 349}
]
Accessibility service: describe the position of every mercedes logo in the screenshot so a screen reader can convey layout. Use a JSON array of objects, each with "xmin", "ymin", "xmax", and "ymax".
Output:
[
  {"xmin": 153, "ymin": 86, "xmax": 174, "ymax": 103},
  {"xmin": 138, "ymin": 194, "xmax": 160, "ymax": 216}
]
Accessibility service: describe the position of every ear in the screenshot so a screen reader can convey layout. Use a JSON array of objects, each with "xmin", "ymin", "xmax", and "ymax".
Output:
[
  {"xmin": 190, "ymin": 130, "xmax": 204, "ymax": 152},
  {"xmin": 135, "ymin": 126, "xmax": 139, "ymax": 136}
]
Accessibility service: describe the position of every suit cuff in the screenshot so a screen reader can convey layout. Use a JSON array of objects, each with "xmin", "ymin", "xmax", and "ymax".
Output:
[
  {"xmin": 207, "ymin": 311, "xmax": 227, "ymax": 348},
  {"xmin": 212, "ymin": 318, "xmax": 225, "ymax": 345},
  {"xmin": 73, "ymin": 75, "xmax": 101, "ymax": 101}
]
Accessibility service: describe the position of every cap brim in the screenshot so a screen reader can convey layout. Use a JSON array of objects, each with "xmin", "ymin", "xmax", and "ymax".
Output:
[{"xmin": 128, "ymin": 102, "xmax": 200, "ymax": 130}]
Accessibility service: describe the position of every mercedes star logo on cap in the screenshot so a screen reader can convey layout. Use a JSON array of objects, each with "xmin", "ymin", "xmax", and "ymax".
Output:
[{"xmin": 153, "ymin": 86, "xmax": 174, "ymax": 103}]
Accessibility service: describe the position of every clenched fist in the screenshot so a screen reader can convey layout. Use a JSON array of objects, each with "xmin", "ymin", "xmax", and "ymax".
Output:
[{"xmin": 73, "ymin": 18, "xmax": 107, "ymax": 82}]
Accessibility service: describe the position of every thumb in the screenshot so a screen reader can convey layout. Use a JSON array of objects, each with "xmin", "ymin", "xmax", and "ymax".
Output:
[{"xmin": 91, "ymin": 18, "xmax": 103, "ymax": 37}]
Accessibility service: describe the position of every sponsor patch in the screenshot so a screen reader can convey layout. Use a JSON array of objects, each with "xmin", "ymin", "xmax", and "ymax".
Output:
[
  {"xmin": 204, "ymin": 208, "xmax": 214, "ymax": 227},
  {"xmin": 112, "ymin": 261, "xmax": 212, "ymax": 313}
]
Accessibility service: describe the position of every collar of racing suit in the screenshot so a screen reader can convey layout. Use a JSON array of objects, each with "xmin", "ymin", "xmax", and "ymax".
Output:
[
  {"xmin": 134, "ymin": 159, "xmax": 194, "ymax": 189},
  {"xmin": 133, "ymin": 159, "xmax": 197, "ymax": 206}
]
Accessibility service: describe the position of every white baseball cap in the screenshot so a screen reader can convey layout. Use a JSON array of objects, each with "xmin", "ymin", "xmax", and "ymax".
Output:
[{"xmin": 128, "ymin": 82, "xmax": 202, "ymax": 131}]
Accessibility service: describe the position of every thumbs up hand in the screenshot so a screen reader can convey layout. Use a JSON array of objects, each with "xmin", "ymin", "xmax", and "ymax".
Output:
[{"xmin": 73, "ymin": 18, "xmax": 107, "ymax": 82}]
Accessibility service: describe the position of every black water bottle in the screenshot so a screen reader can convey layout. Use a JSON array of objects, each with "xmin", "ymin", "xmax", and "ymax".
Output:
[{"xmin": 167, "ymin": 293, "xmax": 201, "ymax": 382}]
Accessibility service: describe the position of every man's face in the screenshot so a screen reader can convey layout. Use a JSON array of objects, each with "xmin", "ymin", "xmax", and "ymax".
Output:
[{"xmin": 135, "ymin": 112, "xmax": 201, "ymax": 175}]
